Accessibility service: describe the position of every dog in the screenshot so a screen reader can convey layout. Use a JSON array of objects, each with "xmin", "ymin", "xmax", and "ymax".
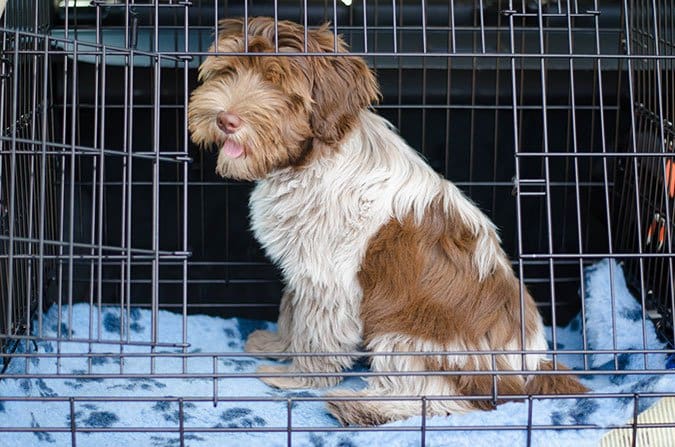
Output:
[{"xmin": 188, "ymin": 17, "xmax": 588, "ymax": 426}]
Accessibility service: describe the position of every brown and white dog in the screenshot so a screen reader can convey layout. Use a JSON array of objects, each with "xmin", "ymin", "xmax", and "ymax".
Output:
[{"xmin": 188, "ymin": 17, "xmax": 587, "ymax": 426}]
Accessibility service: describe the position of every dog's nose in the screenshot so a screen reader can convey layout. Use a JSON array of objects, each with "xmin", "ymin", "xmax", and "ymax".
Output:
[{"xmin": 216, "ymin": 111, "xmax": 242, "ymax": 134}]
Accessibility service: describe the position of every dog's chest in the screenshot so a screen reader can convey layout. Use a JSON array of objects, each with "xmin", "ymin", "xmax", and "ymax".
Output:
[{"xmin": 249, "ymin": 168, "xmax": 390, "ymax": 285}]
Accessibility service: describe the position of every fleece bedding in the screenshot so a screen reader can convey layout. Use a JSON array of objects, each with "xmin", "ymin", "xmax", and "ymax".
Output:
[{"xmin": 1, "ymin": 259, "xmax": 674, "ymax": 447}]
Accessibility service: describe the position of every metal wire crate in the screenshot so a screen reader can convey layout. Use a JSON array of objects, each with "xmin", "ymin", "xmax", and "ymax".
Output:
[
  {"xmin": 0, "ymin": 0, "xmax": 674, "ymax": 446},
  {"xmin": 612, "ymin": 0, "xmax": 675, "ymax": 342},
  {"xmin": 0, "ymin": 0, "xmax": 56, "ymax": 354}
]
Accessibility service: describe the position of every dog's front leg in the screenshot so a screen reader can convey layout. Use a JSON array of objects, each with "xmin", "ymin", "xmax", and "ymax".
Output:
[
  {"xmin": 256, "ymin": 281, "xmax": 362, "ymax": 389},
  {"xmin": 245, "ymin": 290, "xmax": 294, "ymax": 359}
]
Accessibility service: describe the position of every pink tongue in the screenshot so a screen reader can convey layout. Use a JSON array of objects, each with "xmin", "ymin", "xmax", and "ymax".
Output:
[{"xmin": 222, "ymin": 140, "xmax": 244, "ymax": 158}]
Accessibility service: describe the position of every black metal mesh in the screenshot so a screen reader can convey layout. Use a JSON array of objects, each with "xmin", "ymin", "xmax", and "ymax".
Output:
[
  {"xmin": 0, "ymin": 0, "xmax": 56, "ymax": 344},
  {"xmin": 0, "ymin": 0, "xmax": 673, "ymax": 444}
]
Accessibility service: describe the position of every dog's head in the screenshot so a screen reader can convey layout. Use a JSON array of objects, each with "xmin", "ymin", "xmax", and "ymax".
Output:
[{"xmin": 188, "ymin": 17, "xmax": 380, "ymax": 181}]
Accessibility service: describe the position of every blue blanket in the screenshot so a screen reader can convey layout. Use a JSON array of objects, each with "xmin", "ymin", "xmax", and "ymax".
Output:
[{"xmin": 1, "ymin": 259, "xmax": 673, "ymax": 447}]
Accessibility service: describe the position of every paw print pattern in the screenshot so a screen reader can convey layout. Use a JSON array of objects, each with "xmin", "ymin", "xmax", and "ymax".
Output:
[{"xmin": 213, "ymin": 407, "xmax": 266, "ymax": 428}]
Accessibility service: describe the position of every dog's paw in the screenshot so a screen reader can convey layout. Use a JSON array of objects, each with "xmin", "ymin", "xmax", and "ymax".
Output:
[
  {"xmin": 325, "ymin": 389, "xmax": 391, "ymax": 426},
  {"xmin": 256, "ymin": 364, "xmax": 341, "ymax": 390},
  {"xmin": 244, "ymin": 330, "xmax": 290, "ymax": 360},
  {"xmin": 256, "ymin": 364, "xmax": 307, "ymax": 389}
]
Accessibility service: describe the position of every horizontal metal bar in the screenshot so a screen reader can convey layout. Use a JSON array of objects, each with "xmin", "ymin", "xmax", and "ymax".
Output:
[
  {"xmin": 1, "ymin": 391, "xmax": 674, "ymax": 404},
  {"xmin": 520, "ymin": 253, "xmax": 675, "ymax": 259},
  {"xmin": 0, "ymin": 423, "xmax": 643, "ymax": 434},
  {"xmin": 0, "ymin": 253, "xmax": 190, "ymax": 260},
  {"xmin": 67, "ymin": 103, "xmax": 621, "ymax": 112},
  {"xmin": 1, "ymin": 348, "xmax": 672, "ymax": 360},
  {"xmin": 0, "ymin": 137, "xmax": 190, "ymax": 163},
  {"xmin": 0, "ymin": 27, "xmax": 668, "ymax": 60},
  {"xmin": 56, "ymin": 24, "xmax": 623, "ymax": 33},
  {"xmin": 0, "ymin": 336, "xmax": 188, "ymax": 348},
  {"xmin": 126, "ymin": 51, "xmax": 675, "ymax": 59},
  {"xmin": 1, "ymin": 369, "xmax": 667, "ymax": 381},
  {"xmin": 516, "ymin": 152, "xmax": 675, "ymax": 157},
  {"xmin": 0, "ymin": 235, "xmax": 180, "ymax": 256},
  {"xmin": 507, "ymin": 12, "xmax": 603, "ymax": 18}
]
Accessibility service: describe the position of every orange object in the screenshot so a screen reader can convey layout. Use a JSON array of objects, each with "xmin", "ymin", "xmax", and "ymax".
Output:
[
  {"xmin": 667, "ymin": 159, "xmax": 675, "ymax": 198},
  {"xmin": 657, "ymin": 217, "xmax": 666, "ymax": 250},
  {"xmin": 646, "ymin": 212, "xmax": 668, "ymax": 251}
]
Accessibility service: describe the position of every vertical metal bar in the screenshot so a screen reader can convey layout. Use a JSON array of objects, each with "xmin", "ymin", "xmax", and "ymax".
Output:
[
  {"xmin": 566, "ymin": 0, "xmax": 589, "ymax": 370},
  {"xmin": 526, "ymin": 395, "xmax": 533, "ymax": 447},
  {"xmin": 244, "ymin": 0, "xmax": 249, "ymax": 51},
  {"xmin": 449, "ymin": 0, "xmax": 456, "ymax": 53},
  {"xmin": 396, "ymin": 0, "xmax": 402, "ymax": 128},
  {"xmin": 182, "ymin": 0, "xmax": 190, "ymax": 375},
  {"xmin": 56, "ymin": 0, "xmax": 71, "ymax": 372},
  {"xmin": 421, "ymin": 0, "xmax": 427, "ymax": 53},
  {"xmin": 478, "ymin": 0, "xmax": 486, "ymax": 53},
  {"xmin": 37, "ymin": 33, "xmax": 49, "ymax": 338},
  {"xmin": 97, "ymin": 47, "xmax": 107, "ymax": 343},
  {"xmin": 213, "ymin": 356, "xmax": 219, "ymax": 407},
  {"xmin": 391, "ymin": 0, "xmax": 397, "ymax": 53},
  {"xmin": 119, "ymin": 1, "xmax": 130, "ymax": 372},
  {"xmin": 490, "ymin": 0, "xmax": 504, "ymax": 215},
  {"xmin": 67, "ymin": 40, "xmax": 78, "ymax": 341},
  {"xmin": 506, "ymin": 2, "xmax": 528, "ymax": 369},
  {"xmin": 179, "ymin": 398, "xmax": 185, "ymax": 447},
  {"xmin": 535, "ymin": 0, "xmax": 558, "ymax": 367},
  {"xmin": 25, "ymin": 4, "xmax": 42, "ymax": 349},
  {"xmin": 362, "ymin": 0, "xmax": 368, "ymax": 53},
  {"xmin": 5, "ymin": 29, "xmax": 19, "ymax": 339},
  {"xmin": 214, "ymin": 0, "xmax": 219, "ymax": 46},
  {"xmin": 303, "ymin": 0, "xmax": 308, "ymax": 52},
  {"xmin": 468, "ymin": 5, "xmax": 478, "ymax": 195},
  {"xmin": 150, "ymin": 0, "xmax": 162, "ymax": 375},
  {"xmin": 631, "ymin": 394, "xmax": 639, "ymax": 447},
  {"xmin": 69, "ymin": 397, "xmax": 77, "ymax": 447},
  {"xmin": 650, "ymin": 0, "xmax": 675, "ymax": 345},
  {"xmin": 86, "ymin": 8, "xmax": 102, "ymax": 374},
  {"xmin": 122, "ymin": 45, "xmax": 136, "ymax": 372},
  {"xmin": 443, "ymin": 28, "xmax": 453, "ymax": 177},
  {"xmin": 421, "ymin": 15, "xmax": 427, "ymax": 156},
  {"xmin": 122, "ymin": 5, "xmax": 130, "ymax": 347},
  {"xmin": 287, "ymin": 397, "xmax": 293, "ymax": 447},
  {"xmin": 621, "ymin": 0, "xmax": 649, "ymax": 369},
  {"xmin": 589, "ymin": 0, "xmax": 618, "ymax": 369},
  {"xmin": 442, "ymin": 0, "xmax": 452, "ymax": 176},
  {"xmin": 0, "ymin": 0, "xmax": 8, "ymax": 339},
  {"xmin": 274, "ymin": 0, "xmax": 279, "ymax": 53},
  {"xmin": 421, "ymin": 396, "xmax": 427, "ymax": 446},
  {"xmin": 332, "ymin": 0, "xmax": 338, "ymax": 53},
  {"xmin": 491, "ymin": 355, "xmax": 498, "ymax": 404}
]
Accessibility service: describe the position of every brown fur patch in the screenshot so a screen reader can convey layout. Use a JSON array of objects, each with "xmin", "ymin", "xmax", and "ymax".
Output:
[
  {"xmin": 358, "ymin": 200, "xmax": 586, "ymax": 410},
  {"xmin": 187, "ymin": 17, "xmax": 380, "ymax": 180},
  {"xmin": 359, "ymin": 201, "xmax": 541, "ymax": 348}
]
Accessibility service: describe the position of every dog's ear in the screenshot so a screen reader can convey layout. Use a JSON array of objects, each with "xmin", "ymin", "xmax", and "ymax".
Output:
[
  {"xmin": 307, "ymin": 25, "xmax": 380, "ymax": 145},
  {"xmin": 198, "ymin": 18, "xmax": 246, "ymax": 82}
]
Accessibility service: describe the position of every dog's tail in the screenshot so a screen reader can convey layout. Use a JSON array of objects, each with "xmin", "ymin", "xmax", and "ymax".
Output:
[
  {"xmin": 327, "ymin": 359, "xmax": 587, "ymax": 426},
  {"xmin": 525, "ymin": 359, "xmax": 589, "ymax": 395}
]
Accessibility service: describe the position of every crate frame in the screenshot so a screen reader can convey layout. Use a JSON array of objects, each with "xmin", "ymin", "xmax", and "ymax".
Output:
[{"xmin": 0, "ymin": 0, "xmax": 674, "ymax": 445}]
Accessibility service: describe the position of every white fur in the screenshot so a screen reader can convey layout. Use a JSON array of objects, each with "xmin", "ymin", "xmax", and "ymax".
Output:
[
  {"xmin": 249, "ymin": 110, "xmax": 515, "ymax": 381},
  {"xmin": 368, "ymin": 330, "xmax": 547, "ymax": 376},
  {"xmin": 251, "ymin": 110, "xmax": 507, "ymax": 283}
]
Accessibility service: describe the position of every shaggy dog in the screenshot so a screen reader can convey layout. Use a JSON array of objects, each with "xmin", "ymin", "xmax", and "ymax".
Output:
[{"xmin": 188, "ymin": 17, "xmax": 587, "ymax": 426}]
